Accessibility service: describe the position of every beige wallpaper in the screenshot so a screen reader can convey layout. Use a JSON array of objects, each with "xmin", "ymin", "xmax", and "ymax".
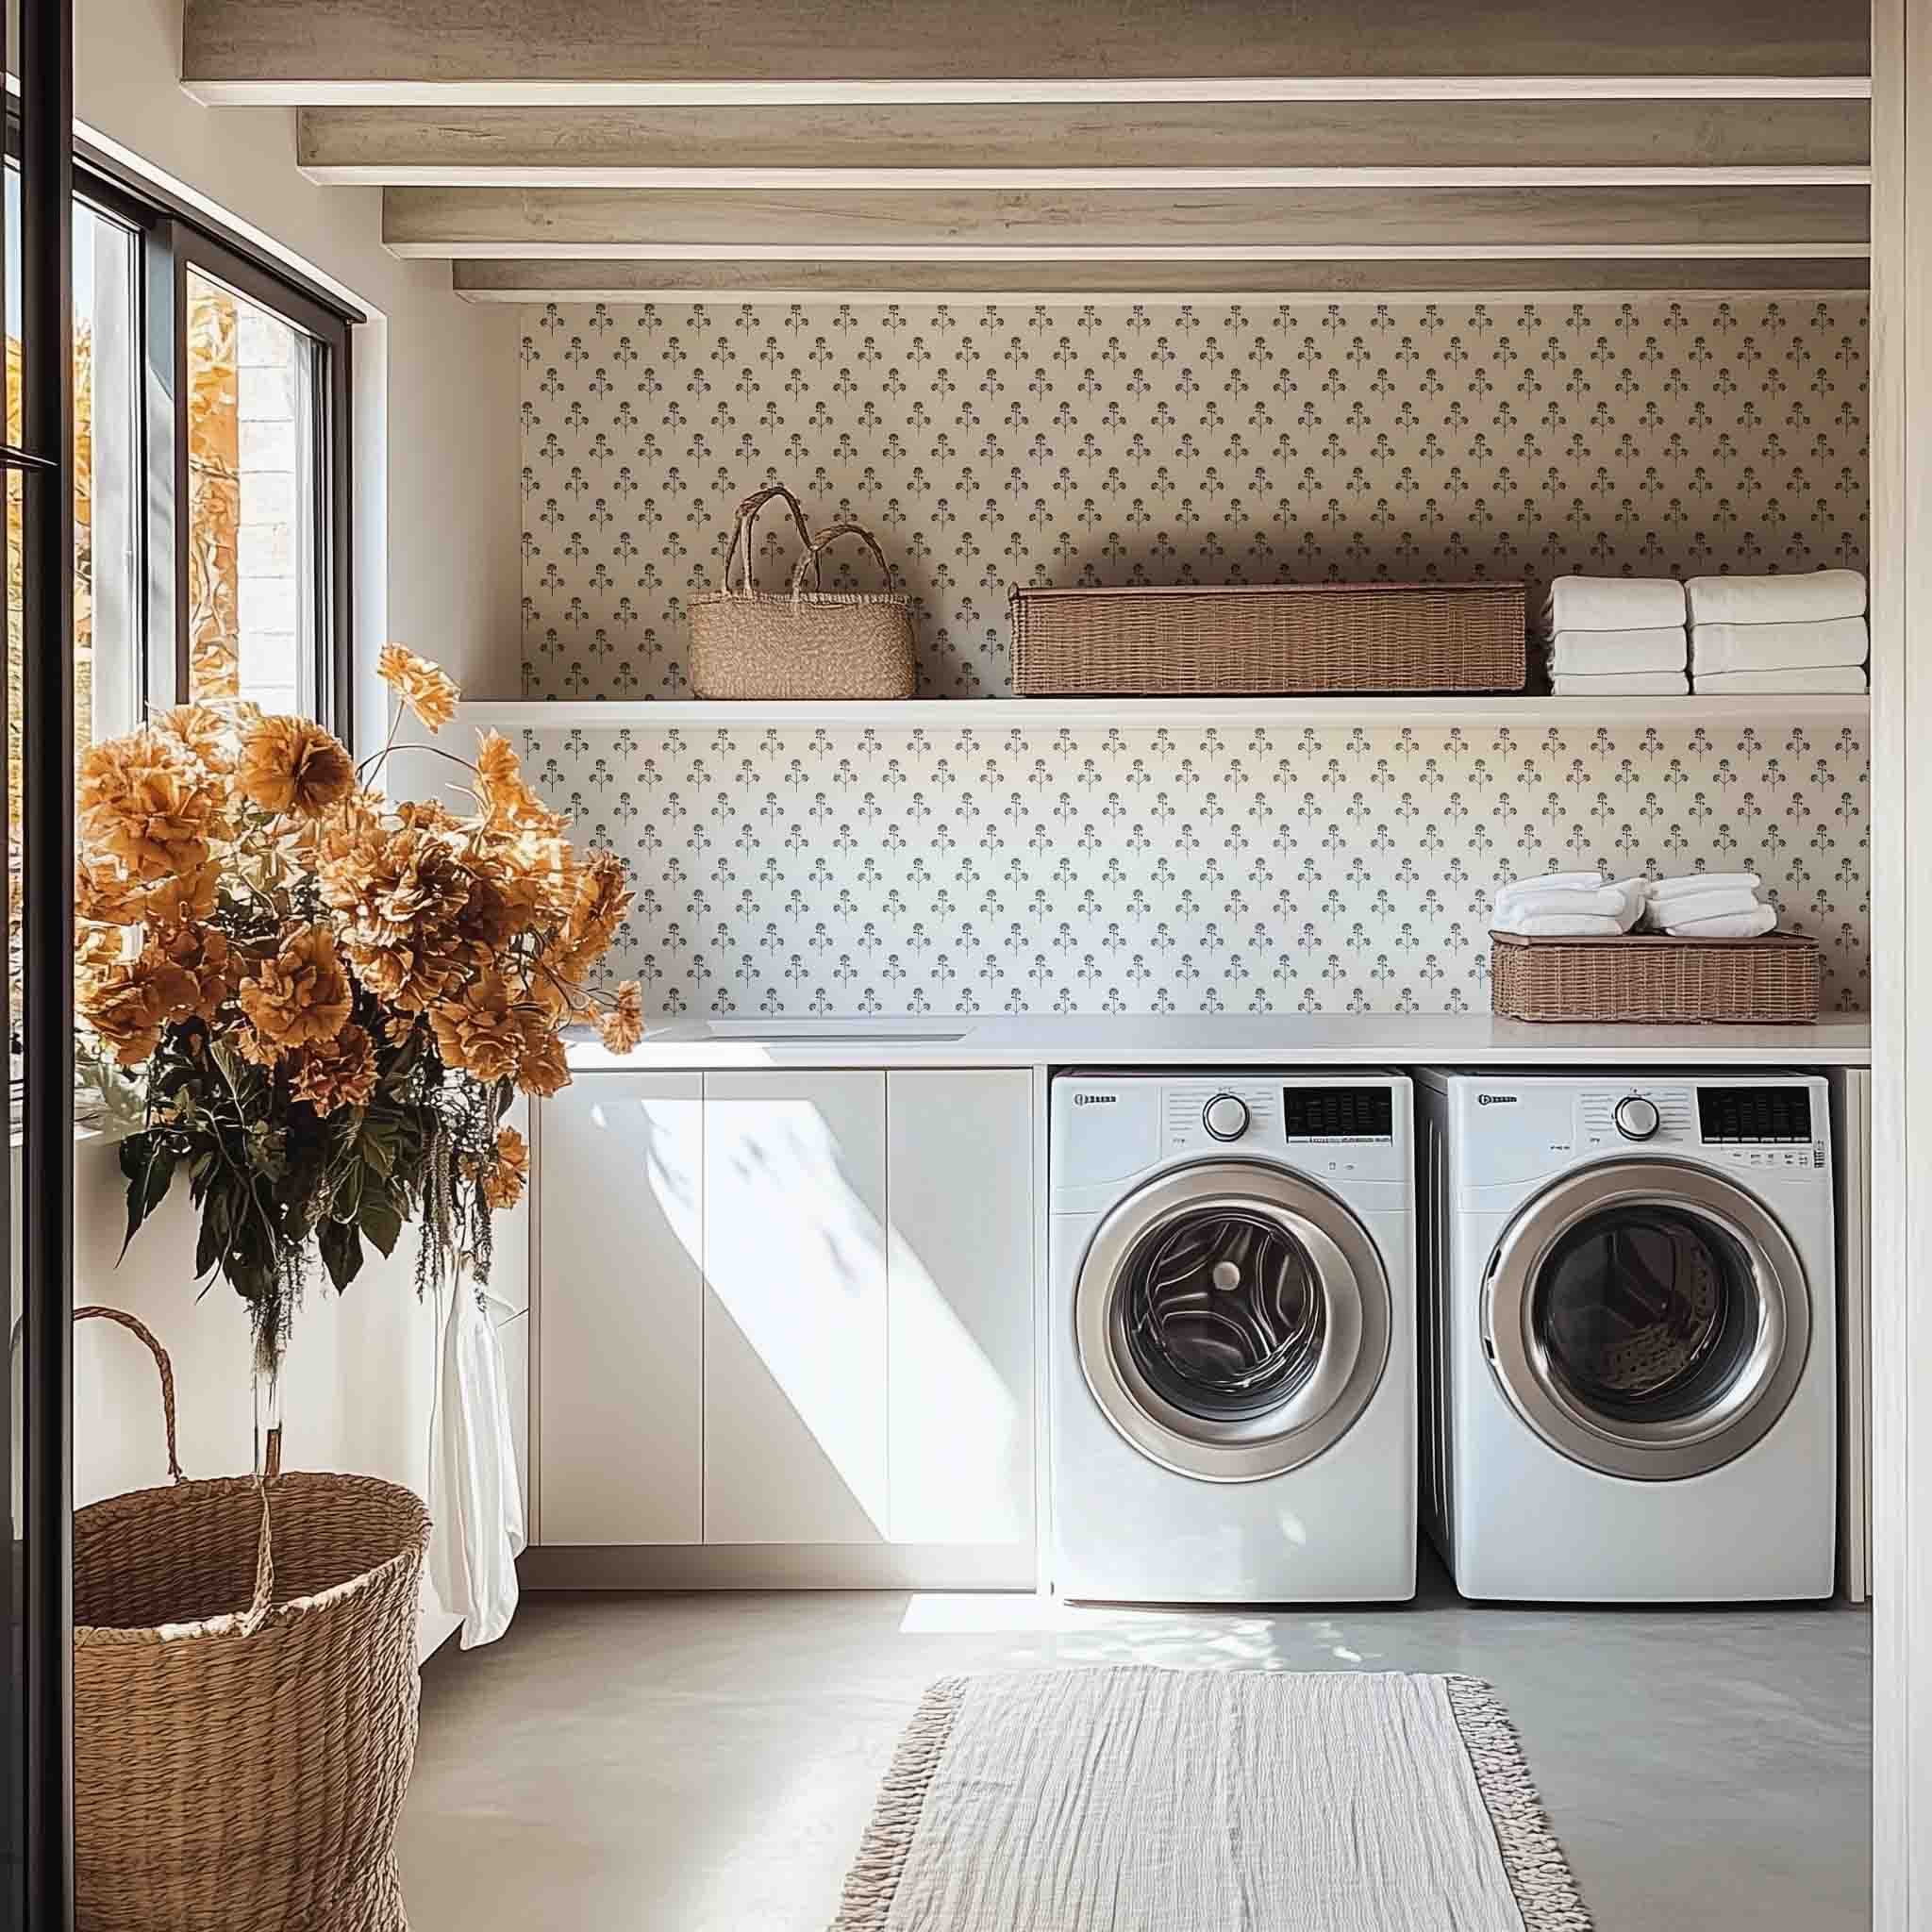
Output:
[{"xmin": 519, "ymin": 295, "xmax": 1870, "ymax": 698}]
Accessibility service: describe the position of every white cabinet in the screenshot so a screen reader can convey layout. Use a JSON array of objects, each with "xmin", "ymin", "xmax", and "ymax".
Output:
[
  {"xmin": 702, "ymin": 1072, "xmax": 891, "ymax": 1544},
  {"xmin": 534, "ymin": 1065, "xmax": 1037, "ymax": 1566},
  {"xmin": 886, "ymin": 1071, "xmax": 1034, "ymax": 1546},
  {"xmin": 537, "ymin": 1073, "xmax": 704, "ymax": 1545}
]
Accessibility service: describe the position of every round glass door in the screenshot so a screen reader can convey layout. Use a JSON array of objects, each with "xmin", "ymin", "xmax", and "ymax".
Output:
[
  {"xmin": 1484, "ymin": 1161, "xmax": 1810, "ymax": 1482},
  {"xmin": 1074, "ymin": 1163, "xmax": 1391, "ymax": 1483}
]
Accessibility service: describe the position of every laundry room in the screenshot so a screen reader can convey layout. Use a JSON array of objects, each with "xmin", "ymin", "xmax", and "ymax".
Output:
[{"xmin": 33, "ymin": 4, "xmax": 1919, "ymax": 1931}]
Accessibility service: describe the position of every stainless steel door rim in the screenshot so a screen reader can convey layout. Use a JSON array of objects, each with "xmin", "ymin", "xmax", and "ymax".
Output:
[
  {"xmin": 1074, "ymin": 1160, "xmax": 1392, "ymax": 1483},
  {"xmin": 1483, "ymin": 1158, "xmax": 1811, "ymax": 1483}
]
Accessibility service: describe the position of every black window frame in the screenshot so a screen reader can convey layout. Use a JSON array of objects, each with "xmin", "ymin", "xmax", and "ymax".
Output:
[{"xmin": 7, "ymin": 117, "xmax": 364, "ymax": 746}]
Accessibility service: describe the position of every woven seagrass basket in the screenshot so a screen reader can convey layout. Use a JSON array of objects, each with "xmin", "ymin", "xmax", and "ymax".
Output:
[
  {"xmin": 1008, "ymin": 580, "xmax": 1526, "ymax": 696},
  {"xmin": 690, "ymin": 484, "xmax": 914, "ymax": 700},
  {"xmin": 69, "ymin": 1306, "xmax": 432, "ymax": 1932},
  {"xmin": 1491, "ymin": 930, "xmax": 1822, "ymax": 1024}
]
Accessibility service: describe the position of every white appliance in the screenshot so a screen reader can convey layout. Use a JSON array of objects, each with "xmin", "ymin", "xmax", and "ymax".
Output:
[
  {"xmin": 1049, "ymin": 1072, "xmax": 1416, "ymax": 1604},
  {"xmin": 1417, "ymin": 1070, "xmax": 1837, "ymax": 1603}
]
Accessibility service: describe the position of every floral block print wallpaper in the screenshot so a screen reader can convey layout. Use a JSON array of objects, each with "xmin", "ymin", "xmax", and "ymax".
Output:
[
  {"xmin": 520, "ymin": 715, "xmax": 1870, "ymax": 1018},
  {"xmin": 518, "ymin": 295, "xmax": 1869, "ymax": 698}
]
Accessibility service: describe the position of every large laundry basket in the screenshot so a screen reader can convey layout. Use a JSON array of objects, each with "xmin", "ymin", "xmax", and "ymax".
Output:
[{"xmin": 70, "ymin": 1306, "xmax": 433, "ymax": 1932}]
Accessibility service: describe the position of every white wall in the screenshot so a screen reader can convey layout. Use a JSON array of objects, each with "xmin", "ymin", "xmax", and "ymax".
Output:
[{"xmin": 52, "ymin": 0, "xmax": 524, "ymax": 1646}]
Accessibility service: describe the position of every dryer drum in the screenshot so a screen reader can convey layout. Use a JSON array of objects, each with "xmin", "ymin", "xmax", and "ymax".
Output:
[{"xmin": 1124, "ymin": 1210, "xmax": 1328, "ymax": 1422}]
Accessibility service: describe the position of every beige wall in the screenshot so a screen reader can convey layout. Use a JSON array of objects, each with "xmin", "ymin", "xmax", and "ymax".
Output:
[{"xmin": 60, "ymin": 0, "xmax": 523, "ymax": 1646}]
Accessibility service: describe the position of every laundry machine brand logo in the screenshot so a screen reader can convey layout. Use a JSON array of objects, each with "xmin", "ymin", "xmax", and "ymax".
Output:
[
  {"xmin": 1476, "ymin": 1093, "xmax": 1519, "ymax": 1107},
  {"xmin": 1072, "ymin": 1092, "xmax": 1117, "ymax": 1107}
]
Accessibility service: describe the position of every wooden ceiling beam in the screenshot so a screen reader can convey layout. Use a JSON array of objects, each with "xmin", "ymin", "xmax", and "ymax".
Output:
[
  {"xmin": 383, "ymin": 184, "xmax": 1871, "ymax": 259},
  {"xmin": 451, "ymin": 256, "xmax": 1873, "ymax": 301},
  {"xmin": 182, "ymin": 0, "xmax": 1868, "ymax": 102},
  {"xmin": 299, "ymin": 99, "xmax": 1872, "ymax": 186}
]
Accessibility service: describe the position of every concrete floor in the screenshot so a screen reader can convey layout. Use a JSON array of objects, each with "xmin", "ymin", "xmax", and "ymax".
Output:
[{"xmin": 400, "ymin": 1558, "xmax": 1871, "ymax": 1932}]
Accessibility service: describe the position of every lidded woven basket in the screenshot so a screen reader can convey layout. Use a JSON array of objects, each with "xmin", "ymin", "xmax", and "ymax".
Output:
[{"xmin": 70, "ymin": 1306, "xmax": 432, "ymax": 1932}]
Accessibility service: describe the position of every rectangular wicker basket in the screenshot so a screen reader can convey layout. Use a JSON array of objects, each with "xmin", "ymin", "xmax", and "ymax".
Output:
[
  {"xmin": 1491, "ymin": 930, "xmax": 1823, "ymax": 1024},
  {"xmin": 1008, "ymin": 581, "xmax": 1526, "ymax": 696}
]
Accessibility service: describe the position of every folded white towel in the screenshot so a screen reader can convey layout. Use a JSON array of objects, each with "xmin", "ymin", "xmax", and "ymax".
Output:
[
  {"xmin": 1495, "ymin": 870, "xmax": 1610, "ymax": 906},
  {"xmin": 1544, "ymin": 575, "xmax": 1687, "ymax": 633},
  {"xmin": 1498, "ymin": 911, "xmax": 1636, "ymax": 938},
  {"xmin": 1548, "ymin": 627, "xmax": 1689, "ymax": 675},
  {"xmin": 1693, "ymin": 666, "xmax": 1869, "ymax": 694},
  {"xmin": 1684, "ymin": 568, "xmax": 1867, "ymax": 626},
  {"xmin": 1500, "ymin": 885, "xmax": 1634, "ymax": 924},
  {"xmin": 1644, "ymin": 886, "xmax": 1764, "ymax": 928},
  {"xmin": 1551, "ymin": 672, "xmax": 1690, "ymax": 696},
  {"xmin": 1657, "ymin": 905, "xmax": 1779, "ymax": 940},
  {"xmin": 1690, "ymin": 616, "xmax": 1869, "ymax": 675},
  {"xmin": 1649, "ymin": 871, "xmax": 1761, "ymax": 901}
]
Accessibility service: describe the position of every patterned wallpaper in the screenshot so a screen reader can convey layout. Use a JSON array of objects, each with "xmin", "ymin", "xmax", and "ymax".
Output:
[
  {"xmin": 518, "ymin": 295, "xmax": 1869, "ymax": 698},
  {"xmin": 517, "ymin": 715, "xmax": 1870, "ymax": 1018},
  {"xmin": 515, "ymin": 295, "xmax": 1871, "ymax": 1016}
]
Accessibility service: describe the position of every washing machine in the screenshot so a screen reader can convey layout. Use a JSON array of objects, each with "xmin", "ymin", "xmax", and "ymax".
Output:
[
  {"xmin": 1417, "ymin": 1070, "xmax": 1837, "ymax": 1603},
  {"xmin": 1050, "ymin": 1071, "xmax": 1416, "ymax": 1604}
]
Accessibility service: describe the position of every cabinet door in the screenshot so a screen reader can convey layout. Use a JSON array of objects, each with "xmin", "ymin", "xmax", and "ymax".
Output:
[
  {"xmin": 887, "ymin": 1072, "xmax": 1035, "ymax": 1545},
  {"xmin": 538, "ymin": 1074, "xmax": 704, "ymax": 1545},
  {"xmin": 703, "ymin": 1072, "xmax": 889, "ymax": 1543}
]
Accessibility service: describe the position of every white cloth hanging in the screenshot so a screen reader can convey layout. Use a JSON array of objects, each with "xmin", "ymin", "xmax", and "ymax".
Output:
[{"xmin": 426, "ymin": 1273, "xmax": 525, "ymax": 1649}]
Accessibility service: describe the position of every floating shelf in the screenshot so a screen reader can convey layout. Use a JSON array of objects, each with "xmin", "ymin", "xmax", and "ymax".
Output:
[{"xmin": 458, "ymin": 695, "xmax": 1872, "ymax": 732}]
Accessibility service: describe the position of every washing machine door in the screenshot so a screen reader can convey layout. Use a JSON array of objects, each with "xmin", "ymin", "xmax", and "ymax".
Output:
[
  {"xmin": 1483, "ymin": 1159, "xmax": 1811, "ymax": 1482},
  {"xmin": 1074, "ymin": 1161, "xmax": 1392, "ymax": 1483}
]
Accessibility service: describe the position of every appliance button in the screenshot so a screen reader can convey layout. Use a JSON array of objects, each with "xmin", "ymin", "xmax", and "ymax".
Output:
[
  {"xmin": 1614, "ymin": 1094, "xmax": 1661, "ymax": 1141},
  {"xmin": 1203, "ymin": 1093, "xmax": 1251, "ymax": 1141}
]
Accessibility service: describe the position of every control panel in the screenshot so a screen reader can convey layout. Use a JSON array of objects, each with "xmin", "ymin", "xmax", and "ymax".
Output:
[
  {"xmin": 1574, "ymin": 1082, "xmax": 1827, "ymax": 1175},
  {"xmin": 1158, "ymin": 1077, "xmax": 1406, "ymax": 1180}
]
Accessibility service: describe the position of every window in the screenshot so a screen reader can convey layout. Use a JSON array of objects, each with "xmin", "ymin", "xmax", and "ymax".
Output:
[{"xmin": 4, "ymin": 134, "xmax": 359, "ymax": 1060}]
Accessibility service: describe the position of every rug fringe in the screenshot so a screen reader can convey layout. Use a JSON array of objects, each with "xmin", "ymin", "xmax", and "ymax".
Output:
[
  {"xmin": 828, "ymin": 1674, "xmax": 969, "ymax": 1931},
  {"xmin": 1444, "ymin": 1674, "xmax": 1595, "ymax": 1932}
]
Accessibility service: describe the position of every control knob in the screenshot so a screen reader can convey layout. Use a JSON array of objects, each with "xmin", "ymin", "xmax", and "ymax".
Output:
[
  {"xmin": 1203, "ymin": 1093, "xmax": 1251, "ymax": 1142},
  {"xmin": 1614, "ymin": 1094, "xmax": 1661, "ymax": 1141}
]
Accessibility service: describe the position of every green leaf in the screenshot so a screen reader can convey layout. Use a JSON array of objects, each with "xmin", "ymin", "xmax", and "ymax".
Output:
[
  {"xmin": 118, "ymin": 1135, "xmax": 178, "ymax": 1260},
  {"xmin": 358, "ymin": 1188, "xmax": 405, "ymax": 1257},
  {"xmin": 318, "ymin": 1217, "xmax": 365, "ymax": 1292}
]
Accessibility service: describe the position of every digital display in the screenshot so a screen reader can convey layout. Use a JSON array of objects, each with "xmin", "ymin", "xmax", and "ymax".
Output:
[
  {"xmin": 1697, "ymin": 1087, "xmax": 1813, "ymax": 1143},
  {"xmin": 1281, "ymin": 1087, "xmax": 1394, "ymax": 1140}
]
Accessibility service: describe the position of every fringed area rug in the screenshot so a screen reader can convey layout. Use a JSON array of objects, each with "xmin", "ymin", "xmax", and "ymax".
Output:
[{"xmin": 832, "ymin": 1666, "xmax": 1591, "ymax": 1931}]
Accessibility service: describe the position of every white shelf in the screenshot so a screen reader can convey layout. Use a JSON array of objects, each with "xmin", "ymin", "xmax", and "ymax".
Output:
[{"xmin": 460, "ymin": 694, "xmax": 1872, "ymax": 732}]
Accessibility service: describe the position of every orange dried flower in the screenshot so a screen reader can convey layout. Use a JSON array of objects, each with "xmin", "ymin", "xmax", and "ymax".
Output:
[
  {"xmin": 77, "ymin": 942, "xmax": 200, "ymax": 1067},
  {"xmin": 236, "ymin": 716, "xmax": 357, "ymax": 819},
  {"xmin": 376, "ymin": 643, "xmax": 459, "ymax": 732},
  {"xmin": 482, "ymin": 1124, "xmax": 528, "ymax": 1210},
  {"xmin": 595, "ymin": 980, "xmax": 645, "ymax": 1054},
  {"xmin": 142, "ymin": 862, "xmax": 220, "ymax": 930},
  {"xmin": 78, "ymin": 734, "xmax": 229, "ymax": 882},
  {"xmin": 152, "ymin": 704, "xmax": 233, "ymax": 773},
  {"xmin": 513, "ymin": 1013, "xmax": 570, "ymax": 1097},
  {"xmin": 238, "ymin": 924, "xmax": 353, "ymax": 1054},
  {"xmin": 428, "ymin": 969, "xmax": 525, "ymax": 1083},
  {"xmin": 75, "ymin": 856, "xmax": 146, "ymax": 925},
  {"xmin": 290, "ymin": 1023, "xmax": 378, "ymax": 1115}
]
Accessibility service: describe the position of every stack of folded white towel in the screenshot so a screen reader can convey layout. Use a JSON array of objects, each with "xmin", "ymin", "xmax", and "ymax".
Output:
[
  {"xmin": 1642, "ymin": 871, "xmax": 1777, "ymax": 940},
  {"xmin": 1492, "ymin": 872, "xmax": 1646, "ymax": 937},
  {"xmin": 1542, "ymin": 576, "xmax": 1690, "ymax": 696},
  {"xmin": 1687, "ymin": 570, "xmax": 1868, "ymax": 694}
]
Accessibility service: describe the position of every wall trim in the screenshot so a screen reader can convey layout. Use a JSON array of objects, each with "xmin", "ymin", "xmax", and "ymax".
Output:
[{"xmin": 520, "ymin": 1542, "xmax": 1036, "ymax": 1591}]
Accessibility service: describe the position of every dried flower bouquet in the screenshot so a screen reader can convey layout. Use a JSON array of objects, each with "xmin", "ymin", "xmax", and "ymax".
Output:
[{"xmin": 75, "ymin": 645, "xmax": 641, "ymax": 1369}]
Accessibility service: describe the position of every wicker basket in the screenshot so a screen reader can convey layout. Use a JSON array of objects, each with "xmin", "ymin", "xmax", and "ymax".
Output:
[
  {"xmin": 690, "ymin": 485, "xmax": 915, "ymax": 700},
  {"xmin": 1491, "ymin": 930, "xmax": 1823, "ymax": 1024},
  {"xmin": 70, "ymin": 1307, "xmax": 432, "ymax": 1932},
  {"xmin": 1008, "ymin": 581, "xmax": 1526, "ymax": 696}
]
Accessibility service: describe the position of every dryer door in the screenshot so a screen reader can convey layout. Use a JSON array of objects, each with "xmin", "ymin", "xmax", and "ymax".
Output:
[
  {"xmin": 1483, "ymin": 1160, "xmax": 1811, "ymax": 1483},
  {"xmin": 1074, "ymin": 1161, "xmax": 1392, "ymax": 1483}
]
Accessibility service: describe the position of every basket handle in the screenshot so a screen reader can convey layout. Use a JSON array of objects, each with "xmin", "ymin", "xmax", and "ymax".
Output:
[
  {"xmin": 790, "ymin": 523, "xmax": 894, "ymax": 608},
  {"xmin": 718, "ymin": 484, "xmax": 820, "ymax": 597},
  {"xmin": 15, "ymin": 1306, "xmax": 185, "ymax": 1484},
  {"xmin": 239, "ymin": 1478, "xmax": 277, "ymax": 1637}
]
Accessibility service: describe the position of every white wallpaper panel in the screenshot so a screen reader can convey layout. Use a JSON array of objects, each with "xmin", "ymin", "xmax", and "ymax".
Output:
[
  {"xmin": 522, "ymin": 717, "xmax": 1870, "ymax": 1018},
  {"xmin": 516, "ymin": 295, "xmax": 1870, "ymax": 1017},
  {"xmin": 518, "ymin": 295, "xmax": 1869, "ymax": 699}
]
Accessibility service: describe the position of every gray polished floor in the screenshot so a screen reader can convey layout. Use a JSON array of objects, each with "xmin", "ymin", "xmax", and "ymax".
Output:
[{"xmin": 400, "ymin": 1560, "xmax": 1871, "ymax": 1931}]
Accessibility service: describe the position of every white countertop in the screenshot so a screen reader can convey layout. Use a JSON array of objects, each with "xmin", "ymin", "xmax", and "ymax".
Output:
[{"xmin": 566, "ymin": 1012, "xmax": 1872, "ymax": 1073}]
